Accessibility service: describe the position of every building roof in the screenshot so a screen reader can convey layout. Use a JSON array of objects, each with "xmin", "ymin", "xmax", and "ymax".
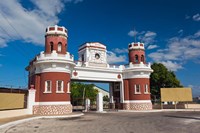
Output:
[{"xmin": 93, "ymin": 85, "xmax": 109, "ymax": 93}]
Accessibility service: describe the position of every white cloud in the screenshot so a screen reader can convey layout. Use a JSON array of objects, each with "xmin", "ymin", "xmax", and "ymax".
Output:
[
  {"xmin": 147, "ymin": 45, "xmax": 158, "ymax": 50},
  {"xmin": 194, "ymin": 30, "xmax": 200, "ymax": 37},
  {"xmin": 178, "ymin": 29, "xmax": 183, "ymax": 34},
  {"xmin": 188, "ymin": 85, "xmax": 193, "ymax": 88},
  {"xmin": 185, "ymin": 15, "xmax": 190, "ymax": 19},
  {"xmin": 193, "ymin": 13, "xmax": 200, "ymax": 21},
  {"xmin": 188, "ymin": 85, "xmax": 200, "ymax": 97},
  {"xmin": 112, "ymin": 48, "xmax": 128, "ymax": 54},
  {"xmin": 0, "ymin": 38, "xmax": 7, "ymax": 48},
  {"xmin": 128, "ymin": 30, "xmax": 138, "ymax": 37},
  {"xmin": 144, "ymin": 31, "xmax": 157, "ymax": 37},
  {"xmin": 161, "ymin": 61, "xmax": 183, "ymax": 72},
  {"xmin": 141, "ymin": 31, "xmax": 157, "ymax": 45},
  {"xmin": 148, "ymin": 30, "xmax": 200, "ymax": 71},
  {"xmin": 0, "ymin": 0, "xmax": 81, "ymax": 48},
  {"xmin": 31, "ymin": 0, "xmax": 65, "ymax": 16},
  {"xmin": 128, "ymin": 30, "xmax": 157, "ymax": 46},
  {"xmin": 107, "ymin": 51, "xmax": 127, "ymax": 64}
]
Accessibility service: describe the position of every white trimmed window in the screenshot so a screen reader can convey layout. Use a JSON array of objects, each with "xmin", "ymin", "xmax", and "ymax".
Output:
[
  {"xmin": 58, "ymin": 42, "xmax": 62, "ymax": 52},
  {"xmin": 56, "ymin": 80, "xmax": 64, "ymax": 93},
  {"xmin": 44, "ymin": 80, "xmax": 52, "ymax": 93},
  {"xmin": 144, "ymin": 84, "xmax": 149, "ymax": 94},
  {"xmin": 134, "ymin": 84, "xmax": 141, "ymax": 94},
  {"xmin": 67, "ymin": 82, "xmax": 71, "ymax": 93}
]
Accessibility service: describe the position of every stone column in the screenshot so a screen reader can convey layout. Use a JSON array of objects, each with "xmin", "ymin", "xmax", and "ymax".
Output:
[
  {"xmin": 96, "ymin": 92, "xmax": 103, "ymax": 112},
  {"xmin": 120, "ymin": 81, "xmax": 124, "ymax": 103},
  {"xmin": 85, "ymin": 98, "xmax": 90, "ymax": 112},
  {"xmin": 27, "ymin": 85, "xmax": 36, "ymax": 114},
  {"xmin": 109, "ymin": 83, "xmax": 114, "ymax": 109}
]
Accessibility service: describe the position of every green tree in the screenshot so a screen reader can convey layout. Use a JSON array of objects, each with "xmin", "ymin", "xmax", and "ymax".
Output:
[
  {"xmin": 150, "ymin": 63, "xmax": 182, "ymax": 100},
  {"xmin": 103, "ymin": 95, "xmax": 109, "ymax": 102},
  {"xmin": 70, "ymin": 82, "xmax": 98, "ymax": 105}
]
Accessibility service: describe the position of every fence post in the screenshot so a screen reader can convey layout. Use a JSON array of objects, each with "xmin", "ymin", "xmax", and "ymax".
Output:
[
  {"xmin": 85, "ymin": 98, "xmax": 90, "ymax": 112},
  {"xmin": 96, "ymin": 92, "xmax": 103, "ymax": 112},
  {"xmin": 27, "ymin": 85, "xmax": 36, "ymax": 114}
]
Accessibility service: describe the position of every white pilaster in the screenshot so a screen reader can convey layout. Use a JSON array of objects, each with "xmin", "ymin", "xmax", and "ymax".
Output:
[
  {"xmin": 27, "ymin": 88, "xmax": 36, "ymax": 114},
  {"xmin": 120, "ymin": 81, "xmax": 124, "ymax": 103},
  {"xmin": 96, "ymin": 92, "xmax": 103, "ymax": 112},
  {"xmin": 109, "ymin": 83, "xmax": 114, "ymax": 103}
]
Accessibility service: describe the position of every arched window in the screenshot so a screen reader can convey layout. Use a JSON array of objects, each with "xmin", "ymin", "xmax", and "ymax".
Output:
[
  {"xmin": 58, "ymin": 42, "xmax": 62, "ymax": 52},
  {"xmin": 135, "ymin": 55, "xmax": 139, "ymax": 63},
  {"xmin": 141, "ymin": 55, "xmax": 144, "ymax": 62},
  {"xmin": 81, "ymin": 54, "xmax": 84, "ymax": 61},
  {"xmin": 50, "ymin": 42, "xmax": 54, "ymax": 52}
]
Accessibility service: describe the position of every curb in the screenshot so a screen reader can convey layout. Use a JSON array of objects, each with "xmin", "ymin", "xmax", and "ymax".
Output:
[
  {"xmin": 118, "ymin": 109, "xmax": 200, "ymax": 113},
  {"xmin": 118, "ymin": 110, "xmax": 163, "ymax": 113},
  {"xmin": 0, "ymin": 113, "xmax": 84, "ymax": 130}
]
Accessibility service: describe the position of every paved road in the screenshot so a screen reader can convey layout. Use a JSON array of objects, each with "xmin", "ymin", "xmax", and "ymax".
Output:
[{"xmin": 1, "ymin": 111, "xmax": 200, "ymax": 133}]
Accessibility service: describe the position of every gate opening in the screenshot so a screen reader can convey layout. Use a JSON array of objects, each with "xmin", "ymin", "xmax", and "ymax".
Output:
[{"xmin": 71, "ymin": 80, "xmax": 121, "ymax": 112}]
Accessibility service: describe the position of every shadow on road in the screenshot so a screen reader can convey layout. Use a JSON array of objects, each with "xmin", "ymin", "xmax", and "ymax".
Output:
[
  {"xmin": 57, "ymin": 117, "xmax": 82, "ymax": 121},
  {"xmin": 164, "ymin": 115, "xmax": 200, "ymax": 120}
]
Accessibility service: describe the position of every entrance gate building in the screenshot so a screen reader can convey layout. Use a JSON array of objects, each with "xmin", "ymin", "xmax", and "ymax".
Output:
[{"xmin": 26, "ymin": 25, "xmax": 153, "ymax": 115}]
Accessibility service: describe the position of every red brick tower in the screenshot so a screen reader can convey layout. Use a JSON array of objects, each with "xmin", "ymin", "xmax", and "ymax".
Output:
[
  {"xmin": 26, "ymin": 25, "xmax": 75, "ymax": 115},
  {"xmin": 128, "ymin": 42, "xmax": 145, "ymax": 64},
  {"xmin": 123, "ymin": 42, "xmax": 153, "ymax": 110}
]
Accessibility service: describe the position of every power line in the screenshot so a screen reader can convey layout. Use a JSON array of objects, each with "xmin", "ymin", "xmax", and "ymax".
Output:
[
  {"xmin": 0, "ymin": 21, "xmax": 29, "ymax": 87},
  {"xmin": 0, "ymin": 25, "xmax": 28, "ymax": 57},
  {"xmin": 0, "ymin": 11, "xmax": 38, "ymax": 57}
]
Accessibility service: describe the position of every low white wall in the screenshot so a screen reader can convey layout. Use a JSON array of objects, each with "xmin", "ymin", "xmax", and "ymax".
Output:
[
  {"xmin": 0, "ymin": 109, "xmax": 28, "ymax": 119},
  {"xmin": 185, "ymin": 104, "xmax": 200, "ymax": 109}
]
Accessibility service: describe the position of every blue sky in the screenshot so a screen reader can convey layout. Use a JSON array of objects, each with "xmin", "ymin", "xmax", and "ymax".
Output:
[{"xmin": 0, "ymin": 0, "xmax": 200, "ymax": 96}]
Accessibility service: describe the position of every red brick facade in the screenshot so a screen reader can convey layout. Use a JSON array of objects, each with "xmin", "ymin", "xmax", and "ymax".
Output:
[
  {"xmin": 45, "ymin": 35, "xmax": 67, "ymax": 54},
  {"xmin": 30, "ymin": 72, "xmax": 71, "ymax": 102},
  {"xmin": 129, "ymin": 49, "xmax": 145, "ymax": 64},
  {"xmin": 124, "ymin": 78, "xmax": 150, "ymax": 100}
]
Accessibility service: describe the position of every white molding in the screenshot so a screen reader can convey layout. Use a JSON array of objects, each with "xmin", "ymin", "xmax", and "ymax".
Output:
[
  {"xmin": 144, "ymin": 84, "xmax": 149, "ymax": 94},
  {"xmin": 44, "ymin": 80, "xmax": 52, "ymax": 93},
  {"xmin": 43, "ymin": 91, "xmax": 52, "ymax": 94},
  {"xmin": 123, "ymin": 100, "xmax": 151, "ymax": 103},
  {"xmin": 72, "ymin": 76, "xmax": 122, "ymax": 82},
  {"xmin": 34, "ymin": 101, "xmax": 71, "ymax": 105},
  {"xmin": 67, "ymin": 82, "xmax": 71, "ymax": 93},
  {"xmin": 56, "ymin": 91, "xmax": 65, "ymax": 93},
  {"xmin": 36, "ymin": 70, "xmax": 71, "ymax": 74},
  {"xmin": 134, "ymin": 84, "xmax": 141, "ymax": 94}
]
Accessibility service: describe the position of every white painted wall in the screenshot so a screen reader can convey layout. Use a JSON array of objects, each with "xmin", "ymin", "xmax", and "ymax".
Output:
[
  {"xmin": 93, "ymin": 86, "xmax": 109, "ymax": 98},
  {"xmin": 0, "ymin": 109, "xmax": 28, "ymax": 119}
]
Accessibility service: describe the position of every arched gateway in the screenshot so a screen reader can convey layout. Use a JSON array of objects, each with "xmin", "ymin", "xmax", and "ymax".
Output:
[{"xmin": 26, "ymin": 25, "xmax": 153, "ymax": 115}]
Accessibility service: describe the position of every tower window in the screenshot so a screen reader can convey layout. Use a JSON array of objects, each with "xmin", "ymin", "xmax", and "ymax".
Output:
[
  {"xmin": 141, "ymin": 55, "xmax": 145, "ymax": 62},
  {"xmin": 135, "ymin": 55, "xmax": 139, "ymax": 63},
  {"xmin": 81, "ymin": 54, "xmax": 84, "ymax": 62},
  {"xmin": 67, "ymin": 81, "xmax": 71, "ymax": 93},
  {"xmin": 134, "ymin": 84, "xmax": 141, "ymax": 94},
  {"xmin": 44, "ymin": 80, "xmax": 52, "ymax": 93},
  {"xmin": 50, "ymin": 42, "xmax": 54, "ymax": 52},
  {"xmin": 144, "ymin": 84, "xmax": 148, "ymax": 94},
  {"xmin": 58, "ymin": 42, "xmax": 62, "ymax": 52},
  {"xmin": 56, "ymin": 80, "xmax": 64, "ymax": 93}
]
